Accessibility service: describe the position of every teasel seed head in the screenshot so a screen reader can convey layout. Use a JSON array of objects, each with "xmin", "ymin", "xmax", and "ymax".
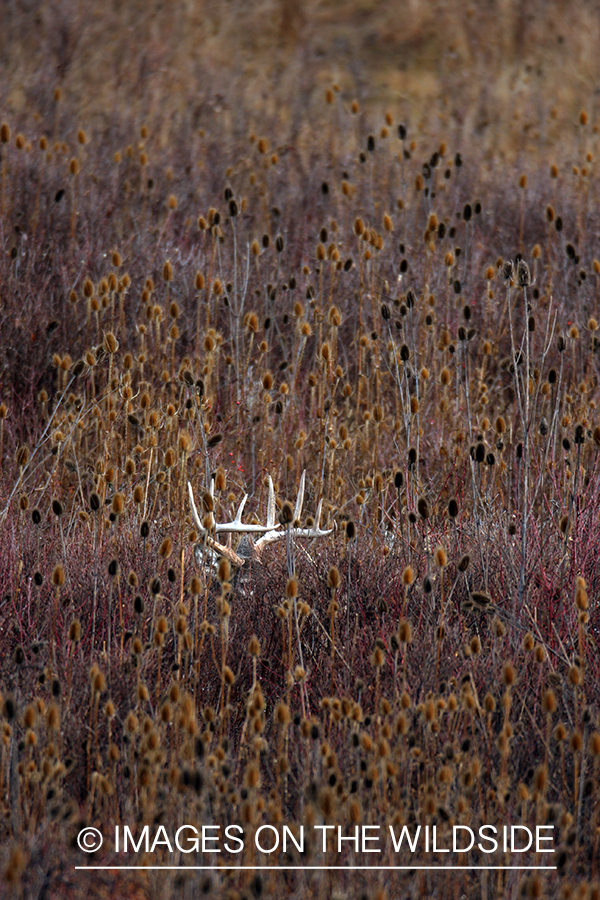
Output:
[
  {"xmin": 570, "ymin": 730, "xmax": 583, "ymax": 753},
  {"xmin": 246, "ymin": 634, "xmax": 261, "ymax": 659},
  {"xmin": 111, "ymin": 492, "xmax": 125, "ymax": 516},
  {"xmin": 575, "ymin": 581, "xmax": 588, "ymax": 610},
  {"xmin": 589, "ymin": 732, "xmax": 600, "ymax": 756},
  {"xmin": 217, "ymin": 557, "xmax": 231, "ymax": 584},
  {"xmin": 553, "ymin": 723, "xmax": 566, "ymax": 744},
  {"xmin": 398, "ymin": 619, "xmax": 412, "ymax": 644},
  {"xmin": 469, "ymin": 635, "xmax": 482, "ymax": 655},
  {"xmin": 483, "ymin": 692, "xmax": 496, "ymax": 713},
  {"xmin": 280, "ymin": 501, "xmax": 294, "ymax": 526},
  {"xmin": 417, "ymin": 497, "xmax": 429, "ymax": 520},
  {"xmin": 91, "ymin": 667, "xmax": 106, "ymax": 694},
  {"xmin": 158, "ymin": 538, "xmax": 173, "ymax": 560},
  {"xmin": 471, "ymin": 591, "xmax": 491, "ymax": 609},
  {"xmin": 125, "ymin": 711, "xmax": 139, "ymax": 733},
  {"xmin": 327, "ymin": 566, "xmax": 340, "ymax": 589},
  {"xmin": 103, "ymin": 332, "xmax": 118, "ymax": 355},
  {"xmin": 517, "ymin": 259, "xmax": 531, "ymax": 287},
  {"xmin": 501, "ymin": 662, "xmax": 516, "ymax": 686},
  {"xmin": 457, "ymin": 553, "xmax": 470, "ymax": 572},
  {"xmin": 16, "ymin": 444, "xmax": 30, "ymax": 467},
  {"xmin": 51, "ymin": 565, "xmax": 65, "ymax": 587},
  {"xmin": 541, "ymin": 689, "xmax": 557, "ymax": 714},
  {"xmin": 402, "ymin": 566, "xmax": 414, "ymax": 586},
  {"xmin": 69, "ymin": 619, "xmax": 81, "ymax": 644},
  {"xmin": 559, "ymin": 514, "xmax": 569, "ymax": 535},
  {"xmin": 434, "ymin": 546, "xmax": 447, "ymax": 568}
]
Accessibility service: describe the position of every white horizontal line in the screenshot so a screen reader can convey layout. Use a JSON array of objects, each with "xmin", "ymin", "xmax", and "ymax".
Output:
[{"xmin": 75, "ymin": 865, "xmax": 557, "ymax": 871}]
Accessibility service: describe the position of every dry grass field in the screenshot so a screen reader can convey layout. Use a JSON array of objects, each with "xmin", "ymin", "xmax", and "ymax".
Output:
[{"xmin": 2, "ymin": 1, "xmax": 600, "ymax": 897}]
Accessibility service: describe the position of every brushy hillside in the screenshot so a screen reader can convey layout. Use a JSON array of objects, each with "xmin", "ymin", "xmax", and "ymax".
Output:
[{"xmin": 1, "ymin": 1, "xmax": 600, "ymax": 898}]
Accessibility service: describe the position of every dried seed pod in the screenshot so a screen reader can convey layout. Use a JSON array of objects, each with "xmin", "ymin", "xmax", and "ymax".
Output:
[{"xmin": 417, "ymin": 497, "xmax": 429, "ymax": 520}]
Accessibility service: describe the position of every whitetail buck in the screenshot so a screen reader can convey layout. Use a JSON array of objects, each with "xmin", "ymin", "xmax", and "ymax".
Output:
[{"xmin": 188, "ymin": 471, "xmax": 333, "ymax": 575}]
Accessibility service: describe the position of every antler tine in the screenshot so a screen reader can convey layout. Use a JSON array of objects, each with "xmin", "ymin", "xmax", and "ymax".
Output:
[
  {"xmin": 188, "ymin": 480, "xmax": 279, "ymax": 535},
  {"xmin": 314, "ymin": 498, "xmax": 323, "ymax": 531},
  {"xmin": 259, "ymin": 470, "xmax": 305, "ymax": 543},
  {"xmin": 254, "ymin": 476, "xmax": 283, "ymax": 551},
  {"xmin": 213, "ymin": 492, "xmax": 279, "ymax": 533},
  {"xmin": 294, "ymin": 470, "xmax": 306, "ymax": 524},
  {"xmin": 188, "ymin": 481, "xmax": 204, "ymax": 532},
  {"xmin": 256, "ymin": 474, "xmax": 297, "ymax": 552},
  {"xmin": 255, "ymin": 478, "xmax": 333, "ymax": 551},
  {"xmin": 266, "ymin": 476, "xmax": 276, "ymax": 529},
  {"xmin": 292, "ymin": 499, "xmax": 333, "ymax": 539},
  {"xmin": 232, "ymin": 494, "xmax": 248, "ymax": 525}
]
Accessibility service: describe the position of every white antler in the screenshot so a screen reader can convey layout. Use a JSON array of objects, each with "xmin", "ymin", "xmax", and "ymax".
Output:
[
  {"xmin": 188, "ymin": 481, "xmax": 280, "ymax": 536},
  {"xmin": 294, "ymin": 469, "xmax": 306, "ymax": 524},
  {"xmin": 255, "ymin": 471, "xmax": 333, "ymax": 552},
  {"xmin": 189, "ymin": 471, "xmax": 332, "ymax": 568},
  {"xmin": 266, "ymin": 475, "xmax": 277, "ymax": 530}
]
